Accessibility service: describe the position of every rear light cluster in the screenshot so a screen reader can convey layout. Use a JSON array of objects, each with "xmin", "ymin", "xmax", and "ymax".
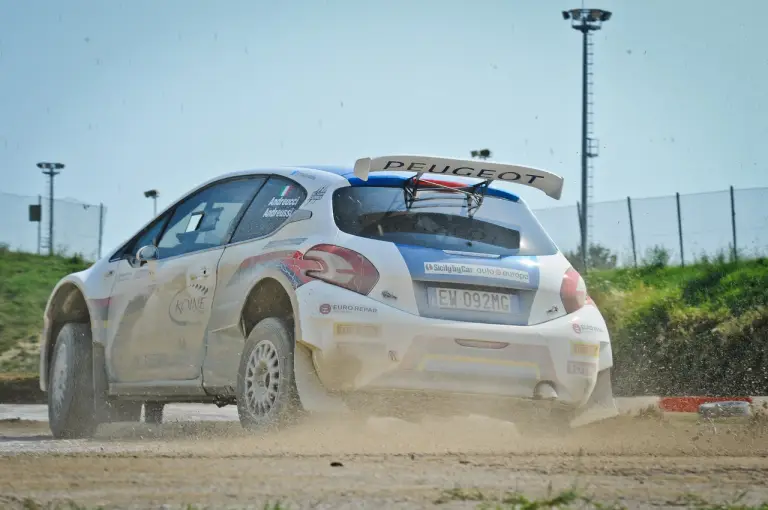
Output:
[
  {"xmin": 560, "ymin": 267, "xmax": 587, "ymax": 314},
  {"xmin": 301, "ymin": 244, "xmax": 380, "ymax": 295}
]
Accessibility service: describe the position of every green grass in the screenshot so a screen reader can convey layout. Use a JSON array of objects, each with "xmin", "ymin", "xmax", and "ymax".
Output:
[
  {"xmin": 8, "ymin": 492, "xmax": 768, "ymax": 510},
  {"xmin": 0, "ymin": 247, "xmax": 90, "ymax": 373},
  {"xmin": 586, "ymin": 257, "xmax": 768, "ymax": 397},
  {"xmin": 434, "ymin": 486, "xmax": 768, "ymax": 509}
]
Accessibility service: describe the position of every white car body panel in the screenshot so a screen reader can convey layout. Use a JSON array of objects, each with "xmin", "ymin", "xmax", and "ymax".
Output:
[
  {"xmin": 38, "ymin": 159, "xmax": 616, "ymax": 425},
  {"xmin": 294, "ymin": 280, "xmax": 610, "ymax": 406}
]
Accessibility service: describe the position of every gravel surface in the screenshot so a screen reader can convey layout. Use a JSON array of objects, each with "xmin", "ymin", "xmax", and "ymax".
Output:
[{"xmin": 0, "ymin": 404, "xmax": 767, "ymax": 509}]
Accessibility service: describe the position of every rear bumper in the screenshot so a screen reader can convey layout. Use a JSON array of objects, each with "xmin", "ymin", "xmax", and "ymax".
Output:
[{"xmin": 295, "ymin": 281, "xmax": 613, "ymax": 408}]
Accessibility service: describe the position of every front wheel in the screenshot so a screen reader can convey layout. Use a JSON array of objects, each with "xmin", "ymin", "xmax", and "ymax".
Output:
[
  {"xmin": 236, "ymin": 317, "xmax": 301, "ymax": 431},
  {"xmin": 48, "ymin": 322, "xmax": 99, "ymax": 439}
]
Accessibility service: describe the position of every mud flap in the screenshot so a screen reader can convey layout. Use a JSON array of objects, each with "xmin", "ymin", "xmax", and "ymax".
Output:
[
  {"xmin": 569, "ymin": 367, "xmax": 619, "ymax": 428},
  {"xmin": 293, "ymin": 342, "xmax": 349, "ymax": 414}
]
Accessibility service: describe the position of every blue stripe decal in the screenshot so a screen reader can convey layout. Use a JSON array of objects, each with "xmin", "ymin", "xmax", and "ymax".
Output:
[{"xmin": 394, "ymin": 244, "xmax": 540, "ymax": 290}]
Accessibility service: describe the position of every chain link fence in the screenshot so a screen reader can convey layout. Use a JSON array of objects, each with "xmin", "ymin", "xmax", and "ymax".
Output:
[
  {"xmin": 1, "ymin": 187, "xmax": 766, "ymax": 267},
  {"xmin": 0, "ymin": 191, "xmax": 105, "ymax": 261},
  {"xmin": 534, "ymin": 186, "xmax": 768, "ymax": 267}
]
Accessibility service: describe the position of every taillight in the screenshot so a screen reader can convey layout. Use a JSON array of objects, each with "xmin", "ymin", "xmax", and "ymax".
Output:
[
  {"xmin": 560, "ymin": 267, "xmax": 587, "ymax": 314},
  {"xmin": 302, "ymin": 244, "xmax": 380, "ymax": 295}
]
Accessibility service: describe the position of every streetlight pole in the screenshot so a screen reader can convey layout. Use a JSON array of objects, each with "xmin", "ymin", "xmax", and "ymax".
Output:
[
  {"xmin": 37, "ymin": 162, "xmax": 65, "ymax": 256},
  {"xmin": 562, "ymin": 8, "xmax": 612, "ymax": 272},
  {"xmin": 144, "ymin": 189, "xmax": 159, "ymax": 217}
]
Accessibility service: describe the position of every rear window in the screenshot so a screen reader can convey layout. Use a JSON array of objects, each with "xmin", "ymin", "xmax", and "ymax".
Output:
[{"xmin": 332, "ymin": 186, "xmax": 558, "ymax": 256}]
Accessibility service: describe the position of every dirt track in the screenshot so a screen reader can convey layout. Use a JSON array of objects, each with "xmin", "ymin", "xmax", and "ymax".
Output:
[{"xmin": 1, "ymin": 409, "xmax": 767, "ymax": 509}]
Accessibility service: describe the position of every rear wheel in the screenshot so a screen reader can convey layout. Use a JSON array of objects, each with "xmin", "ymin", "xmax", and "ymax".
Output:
[
  {"xmin": 236, "ymin": 317, "xmax": 301, "ymax": 430},
  {"xmin": 48, "ymin": 322, "xmax": 99, "ymax": 439}
]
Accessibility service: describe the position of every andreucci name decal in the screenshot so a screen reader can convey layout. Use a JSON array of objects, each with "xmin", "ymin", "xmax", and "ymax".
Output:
[{"xmin": 424, "ymin": 262, "xmax": 530, "ymax": 284}]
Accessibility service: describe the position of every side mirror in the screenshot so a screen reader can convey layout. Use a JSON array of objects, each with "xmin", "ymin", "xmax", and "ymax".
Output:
[{"xmin": 135, "ymin": 245, "xmax": 158, "ymax": 265}]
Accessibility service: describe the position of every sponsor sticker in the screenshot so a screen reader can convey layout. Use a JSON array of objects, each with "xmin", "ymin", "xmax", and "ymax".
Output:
[
  {"xmin": 423, "ymin": 262, "xmax": 530, "ymax": 284},
  {"xmin": 567, "ymin": 360, "xmax": 597, "ymax": 377},
  {"xmin": 334, "ymin": 322, "xmax": 380, "ymax": 338},
  {"xmin": 268, "ymin": 197, "xmax": 300, "ymax": 207},
  {"xmin": 572, "ymin": 322, "xmax": 605, "ymax": 334},
  {"xmin": 319, "ymin": 303, "xmax": 377, "ymax": 315},
  {"xmin": 290, "ymin": 169, "xmax": 317, "ymax": 180},
  {"xmin": 307, "ymin": 186, "xmax": 328, "ymax": 203},
  {"xmin": 169, "ymin": 289, "xmax": 208, "ymax": 325},
  {"xmin": 262, "ymin": 207, "xmax": 296, "ymax": 218},
  {"xmin": 262, "ymin": 193, "xmax": 301, "ymax": 218},
  {"xmin": 570, "ymin": 341, "xmax": 599, "ymax": 358}
]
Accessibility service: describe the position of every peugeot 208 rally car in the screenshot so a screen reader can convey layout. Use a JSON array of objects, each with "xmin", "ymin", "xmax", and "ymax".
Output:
[{"xmin": 39, "ymin": 155, "xmax": 618, "ymax": 438}]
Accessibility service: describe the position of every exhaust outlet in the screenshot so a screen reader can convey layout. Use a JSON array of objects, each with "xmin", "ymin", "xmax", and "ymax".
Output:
[{"xmin": 533, "ymin": 381, "xmax": 558, "ymax": 400}]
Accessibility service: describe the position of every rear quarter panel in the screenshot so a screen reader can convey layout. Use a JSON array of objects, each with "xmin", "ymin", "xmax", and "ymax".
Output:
[{"xmin": 201, "ymin": 172, "xmax": 346, "ymax": 391}]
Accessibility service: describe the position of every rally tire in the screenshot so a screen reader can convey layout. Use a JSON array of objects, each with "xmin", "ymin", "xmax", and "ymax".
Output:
[
  {"xmin": 236, "ymin": 317, "xmax": 300, "ymax": 431},
  {"xmin": 145, "ymin": 402, "xmax": 165, "ymax": 425},
  {"xmin": 47, "ymin": 322, "xmax": 99, "ymax": 439}
]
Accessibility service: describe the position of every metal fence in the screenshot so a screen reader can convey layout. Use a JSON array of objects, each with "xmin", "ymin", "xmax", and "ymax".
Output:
[
  {"xmin": 0, "ymin": 191, "xmax": 105, "ymax": 261},
  {"xmin": 534, "ymin": 186, "xmax": 768, "ymax": 267},
  {"xmin": 1, "ymin": 187, "xmax": 766, "ymax": 267}
]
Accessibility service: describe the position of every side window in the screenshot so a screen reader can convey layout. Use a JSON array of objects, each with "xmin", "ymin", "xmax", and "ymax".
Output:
[
  {"xmin": 113, "ymin": 213, "xmax": 170, "ymax": 261},
  {"xmin": 230, "ymin": 177, "xmax": 307, "ymax": 243},
  {"xmin": 156, "ymin": 177, "xmax": 265, "ymax": 259},
  {"xmin": 131, "ymin": 217, "xmax": 168, "ymax": 253}
]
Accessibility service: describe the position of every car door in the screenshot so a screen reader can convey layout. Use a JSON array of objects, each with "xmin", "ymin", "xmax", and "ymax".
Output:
[
  {"xmin": 107, "ymin": 176, "xmax": 266, "ymax": 385},
  {"xmin": 106, "ymin": 213, "xmax": 172, "ymax": 385},
  {"xmin": 202, "ymin": 175, "xmax": 309, "ymax": 392}
]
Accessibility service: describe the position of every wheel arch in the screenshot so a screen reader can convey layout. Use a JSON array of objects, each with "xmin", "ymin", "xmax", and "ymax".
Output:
[
  {"xmin": 40, "ymin": 279, "xmax": 95, "ymax": 392},
  {"xmin": 239, "ymin": 270, "xmax": 303, "ymax": 347}
]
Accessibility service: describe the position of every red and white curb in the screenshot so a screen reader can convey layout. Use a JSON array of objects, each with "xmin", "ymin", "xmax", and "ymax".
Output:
[{"xmin": 617, "ymin": 396, "xmax": 768, "ymax": 414}]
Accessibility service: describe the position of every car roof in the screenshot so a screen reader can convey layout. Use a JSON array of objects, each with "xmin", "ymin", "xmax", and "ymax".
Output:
[{"xmin": 205, "ymin": 165, "xmax": 522, "ymax": 203}]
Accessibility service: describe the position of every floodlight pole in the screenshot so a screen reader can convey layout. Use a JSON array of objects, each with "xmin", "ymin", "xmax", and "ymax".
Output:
[
  {"xmin": 37, "ymin": 162, "xmax": 65, "ymax": 256},
  {"xmin": 470, "ymin": 149, "xmax": 492, "ymax": 161},
  {"xmin": 562, "ymin": 8, "xmax": 611, "ymax": 273}
]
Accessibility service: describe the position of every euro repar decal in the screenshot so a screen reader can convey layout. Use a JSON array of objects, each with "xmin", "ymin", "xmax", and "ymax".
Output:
[
  {"xmin": 381, "ymin": 159, "xmax": 546, "ymax": 184},
  {"xmin": 319, "ymin": 303, "xmax": 378, "ymax": 315}
]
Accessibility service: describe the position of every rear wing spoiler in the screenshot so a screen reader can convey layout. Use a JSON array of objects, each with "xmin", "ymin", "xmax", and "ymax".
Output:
[{"xmin": 353, "ymin": 155, "xmax": 564, "ymax": 200}]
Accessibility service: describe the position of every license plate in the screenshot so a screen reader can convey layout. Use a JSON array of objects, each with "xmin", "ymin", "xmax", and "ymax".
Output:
[{"xmin": 433, "ymin": 288, "xmax": 515, "ymax": 313}]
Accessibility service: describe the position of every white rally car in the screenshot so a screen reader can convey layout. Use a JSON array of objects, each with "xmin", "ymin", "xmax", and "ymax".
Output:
[{"xmin": 39, "ymin": 155, "xmax": 618, "ymax": 438}]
